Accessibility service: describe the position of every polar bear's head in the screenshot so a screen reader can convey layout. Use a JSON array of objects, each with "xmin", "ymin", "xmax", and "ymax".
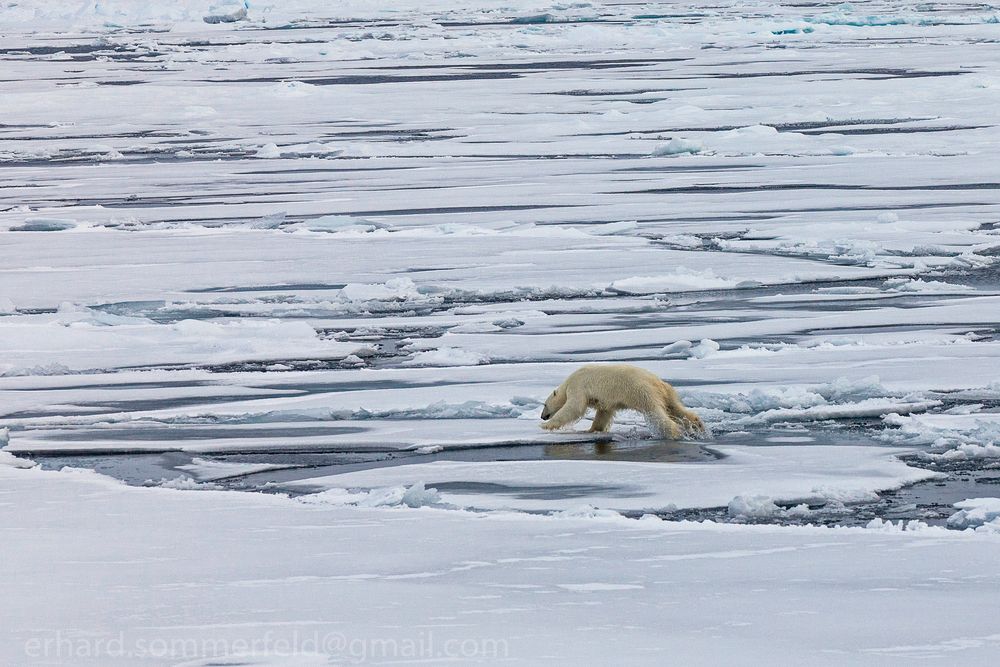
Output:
[{"xmin": 540, "ymin": 386, "xmax": 566, "ymax": 420}]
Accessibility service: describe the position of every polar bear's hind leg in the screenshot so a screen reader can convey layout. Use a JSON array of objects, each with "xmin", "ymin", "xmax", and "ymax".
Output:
[
  {"xmin": 660, "ymin": 382, "xmax": 705, "ymax": 435},
  {"xmin": 649, "ymin": 405, "xmax": 683, "ymax": 439}
]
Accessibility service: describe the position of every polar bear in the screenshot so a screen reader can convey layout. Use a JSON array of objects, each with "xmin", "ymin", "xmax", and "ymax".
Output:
[{"xmin": 540, "ymin": 364, "xmax": 704, "ymax": 439}]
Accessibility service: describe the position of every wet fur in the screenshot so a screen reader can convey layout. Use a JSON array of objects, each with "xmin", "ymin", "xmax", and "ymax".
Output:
[{"xmin": 540, "ymin": 364, "xmax": 705, "ymax": 439}]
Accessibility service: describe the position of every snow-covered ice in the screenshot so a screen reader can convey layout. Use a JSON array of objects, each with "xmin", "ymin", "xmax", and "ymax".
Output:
[
  {"xmin": 6, "ymin": 463, "xmax": 1000, "ymax": 666},
  {"xmin": 3, "ymin": 0, "xmax": 1000, "ymax": 663}
]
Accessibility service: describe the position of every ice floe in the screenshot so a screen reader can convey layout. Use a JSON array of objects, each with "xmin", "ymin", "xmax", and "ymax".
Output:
[
  {"xmin": 947, "ymin": 498, "xmax": 1000, "ymax": 530},
  {"xmin": 882, "ymin": 412, "xmax": 1000, "ymax": 454},
  {"xmin": 289, "ymin": 445, "xmax": 939, "ymax": 513}
]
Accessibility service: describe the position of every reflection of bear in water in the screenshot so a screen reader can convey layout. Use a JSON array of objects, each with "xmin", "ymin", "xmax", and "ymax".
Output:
[{"xmin": 540, "ymin": 364, "xmax": 704, "ymax": 439}]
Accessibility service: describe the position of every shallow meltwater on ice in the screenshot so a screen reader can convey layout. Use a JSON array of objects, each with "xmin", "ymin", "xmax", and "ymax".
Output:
[
  {"xmin": 27, "ymin": 424, "xmax": 976, "ymax": 527},
  {"xmin": 31, "ymin": 433, "xmax": 726, "ymax": 487}
]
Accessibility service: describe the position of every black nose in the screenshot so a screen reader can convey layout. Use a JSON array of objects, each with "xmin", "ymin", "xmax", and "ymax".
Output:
[{"xmin": 541, "ymin": 409, "xmax": 550, "ymax": 419}]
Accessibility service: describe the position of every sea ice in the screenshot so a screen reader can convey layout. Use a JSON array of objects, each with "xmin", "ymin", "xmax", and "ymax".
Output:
[
  {"xmin": 403, "ymin": 347, "xmax": 491, "ymax": 367},
  {"xmin": 948, "ymin": 498, "xmax": 1000, "ymax": 529},
  {"xmin": 610, "ymin": 269, "xmax": 741, "ymax": 294},
  {"xmin": 653, "ymin": 138, "xmax": 702, "ymax": 156},
  {"xmin": 289, "ymin": 445, "xmax": 940, "ymax": 513}
]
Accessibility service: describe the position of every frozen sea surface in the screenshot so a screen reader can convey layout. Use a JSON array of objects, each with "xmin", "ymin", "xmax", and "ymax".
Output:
[{"xmin": 3, "ymin": 1, "xmax": 1000, "ymax": 664}]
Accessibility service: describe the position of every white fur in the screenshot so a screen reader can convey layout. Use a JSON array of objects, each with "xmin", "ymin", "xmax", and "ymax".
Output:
[{"xmin": 540, "ymin": 364, "xmax": 704, "ymax": 439}]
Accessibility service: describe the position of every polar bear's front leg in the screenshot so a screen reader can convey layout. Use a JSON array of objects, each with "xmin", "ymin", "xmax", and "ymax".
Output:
[
  {"xmin": 541, "ymin": 391, "xmax": 588, "ymax": 430},
  {"xmin": 588, "ymin": 408, "xmax": 615, "ymax": 433}
]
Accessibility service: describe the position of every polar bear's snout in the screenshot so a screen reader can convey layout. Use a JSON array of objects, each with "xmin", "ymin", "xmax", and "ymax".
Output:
[{"xmin": 540, "ymin": 389, "xmax": 563, "ymax": 421}]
